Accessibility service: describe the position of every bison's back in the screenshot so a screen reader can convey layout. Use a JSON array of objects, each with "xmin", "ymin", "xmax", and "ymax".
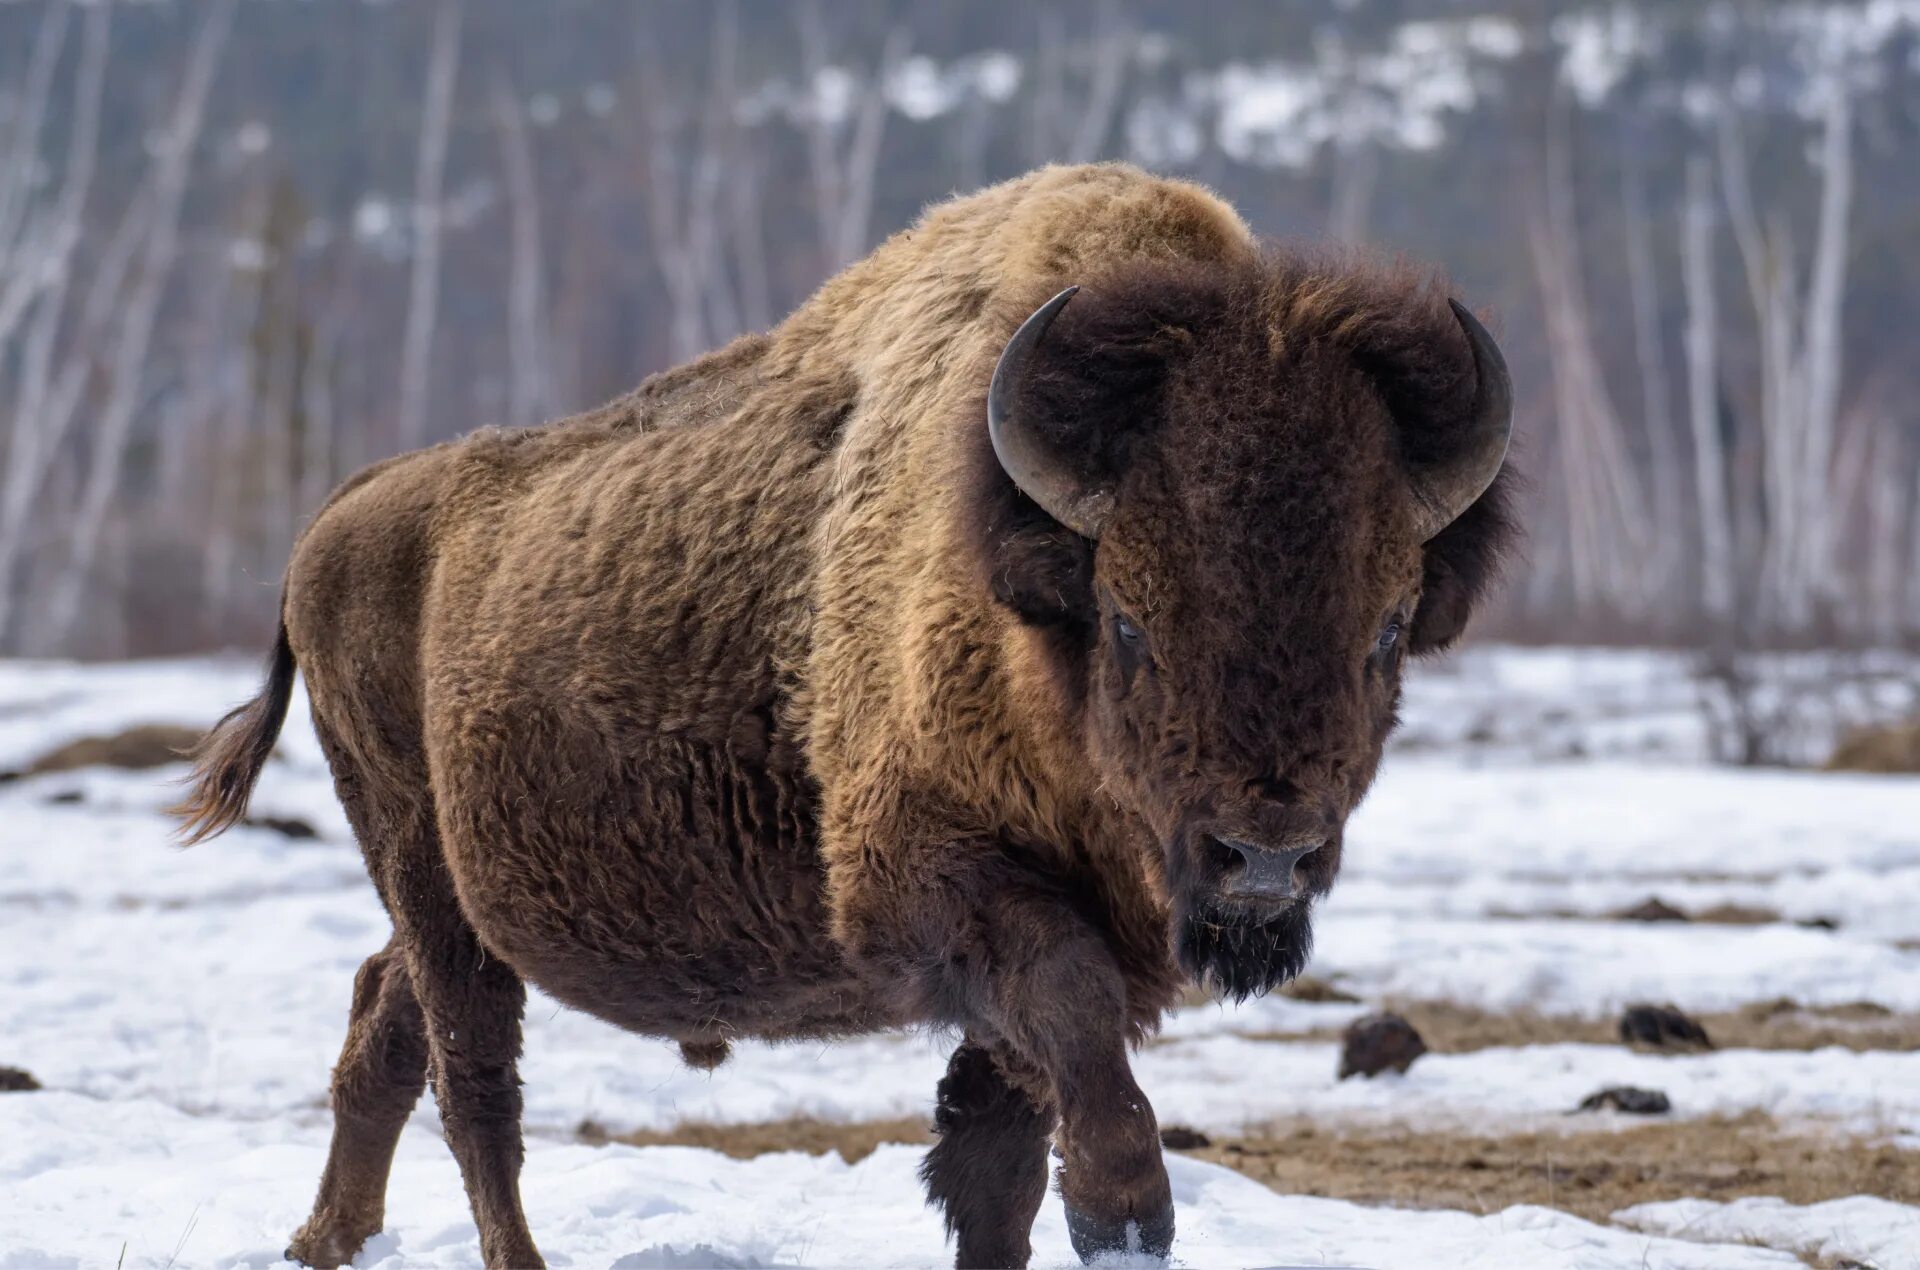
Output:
[
  {"xmin": 419, "ymin": 401, "xmax": 877, "ymax": 1038},
  {"xmin": 287, "ymin": 333, "xmax": 886, "ymax": 1043}
]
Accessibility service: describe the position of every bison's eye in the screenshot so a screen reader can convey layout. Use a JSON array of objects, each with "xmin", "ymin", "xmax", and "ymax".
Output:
[
  {"xmin": 1375, "ymin": 620, "xmax": 1402, "ymax": 654},
  {"xmin": 1111, "ymin": 610, "xmax": 1150, "ymax": 683}
]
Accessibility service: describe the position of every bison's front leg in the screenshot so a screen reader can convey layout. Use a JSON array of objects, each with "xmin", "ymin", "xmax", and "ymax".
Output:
[{"xmin": 839, "ymin": 847, "xmax": 1172, "ymax": 1266}]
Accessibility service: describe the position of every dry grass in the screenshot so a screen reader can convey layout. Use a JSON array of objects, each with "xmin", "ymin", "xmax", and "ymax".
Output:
[
  {"xmin": 580, "ymin": 1115, "xmax": 933, "ymax": 1164},
  {"xmin": 1180, "ymin": 1113, "xmax": 1919, "ymax": 1225},
  {"xmin": 1243, "ymin": 998, "xmax": 1920, "ymax": 1054},
  {"xmin": 571, "ymin": 1110, "xmax": 1918, "ymax": 1231},
  {"xmin": 1825, "ymin": 719, "xmax": 1920, "ymax": 773},
  {"xmin": 19, "ymin": 724, "xmax": 205, "ymax": 774}
]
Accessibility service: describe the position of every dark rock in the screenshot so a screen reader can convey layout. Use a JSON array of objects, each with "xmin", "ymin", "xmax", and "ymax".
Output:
[
  {"xmin": 243, "ymin": 814, "xmax": 318, "ymax": 840},
  {"xmin": 26, "ymin": 724, "xmax": 205, "ymax": 774},
  {"xmin": 1620, "ymin": 1003, "xmax": 1714, "ymax": 1051},
  {"xmin": 1795, "ymin": 915, "xmax": 1840, "ymax": 931},
  {"xmin": 1574, "ymin": 1085, "xmax": 1671, "ymax": 1115},
  {"xmin": 1159, "ymin": 1125, "xmax": 1212, "ymax": 1151},
  {"xmin": 1615, "ymin": 896, "xmax": 1689, "ymax": 923},
  {"xmin": 1338, "ymin": 1011, "xmax": 1428, "ymax": 1080},
  {"xmin": 44, "ymin": 789, "xmax": 84, "ymax": 805},
  {"xmin": 0, "ymin": 1066, "xmax": 42, "ymax": 1092}
]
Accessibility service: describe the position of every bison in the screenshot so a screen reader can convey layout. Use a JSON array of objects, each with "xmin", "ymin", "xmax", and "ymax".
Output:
[{"xmin": 173, "ymin": 163, "xmax": 1514, "ymax": 1268}]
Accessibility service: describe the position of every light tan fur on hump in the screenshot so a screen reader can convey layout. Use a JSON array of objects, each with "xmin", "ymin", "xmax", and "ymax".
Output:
[{"xmin": 766, "ymin": 164, "xmax": 1256, "ymax": 916}]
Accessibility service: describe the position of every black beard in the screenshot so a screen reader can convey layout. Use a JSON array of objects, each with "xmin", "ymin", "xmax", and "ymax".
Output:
[{"xmin": 1175, "ymin": 898, "xmax": 1315, "ymax": 1004}]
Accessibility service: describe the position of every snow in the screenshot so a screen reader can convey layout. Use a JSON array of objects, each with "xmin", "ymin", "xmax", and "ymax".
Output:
[
  {"xmin": 3, "ymin": 646, "xmax": 1916, "ymax": 1266},
  {"xmin": 1615, "ymin": 1195, "xmax": 1920, "ymax": 1269},
  {"xmin": 0, "ymin": 1095, "xmax": 1803, "ymax": 1270}
]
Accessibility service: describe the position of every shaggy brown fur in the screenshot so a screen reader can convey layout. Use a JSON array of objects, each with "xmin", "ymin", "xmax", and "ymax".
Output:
[{"xmin": 171, "ymin": 164, "xmax": 1515, "ymax": 1268}]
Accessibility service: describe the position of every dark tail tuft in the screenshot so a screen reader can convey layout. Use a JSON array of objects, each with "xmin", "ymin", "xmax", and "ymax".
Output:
[{"xmin": 168, "ymin": 621, "xmax": 297, "ymax": 845}]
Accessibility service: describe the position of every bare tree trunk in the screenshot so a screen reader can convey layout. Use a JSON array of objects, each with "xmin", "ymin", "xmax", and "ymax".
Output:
[
  {"xmin": 1681, "ymin": 156, "xmax": 1734, "ymax": 624},
  {"xmin": 1028, "ymin": 10, "xmax": 1066, "ymax": 166},
  {"xmin": 1620, "ymin": 134, "xmax": 1682, "ymax": 604},
  {"xmin": 728, "ymin": 140, "xmax": 773, "ymax": 332},
  {"xmin": 1716, "ymin": 79, "xmax": 1855, "ymax": 636},
  {"xmin": 492, "ymin": 71, "xmax": 553, "ymax": 424},
  {"xmin": 0, "ymin": 3, "xmax": 110, "ymax": 643},
  {"xmin": 1523, "ymin": 90, "xmax": 1653, "ymax": 619},
  {"xmin": 1027, "ymin": 3, "xmax": 1130, "ymax": 167},
  {"xmin": 0, "ymin": 0, "xmax": 70, "ymax": 281},
  {"xmin": 1066, "ymin": 0, "xmax": 1130, "ymax": 163},
  {"xmin": 796, "ymin": 3, "xmax": 908, "ymax": 271},
  {"xmin": 396, "ymin": 0, "xmax": 462, "ymax": 452},
  {"xmin": 636, "ymin": 1, "xmax": 738, "ymax": 362},
  {"xmin": 1327, "ymin": 138, "xmax": 1378, "ymax": 244},
  {"xmin": 1795, "ymin": 80, "xmax": 1852, "ymax": 621},
  {"xmin": 32, "ymin": 0, "xmax": 233, "ymax": 653}
]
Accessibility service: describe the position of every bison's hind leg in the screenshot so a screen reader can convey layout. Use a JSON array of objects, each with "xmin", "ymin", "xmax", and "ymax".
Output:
[
  {"xmin": 293, "ymin": 710, "xmax": 542, "ymax": 1268},
  {"xmin": 287, "ymin": 941, "xmax": 427, "ymax": 1268},
  {"xmin": 921, "ymin": 1041, "xmax": 1057, "ymax": 1270}
]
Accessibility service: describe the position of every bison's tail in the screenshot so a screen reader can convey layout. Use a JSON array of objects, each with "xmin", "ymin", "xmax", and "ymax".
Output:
[{"xmin": 168, "ymin": 619, "xmax": 297, "ymax": 845}]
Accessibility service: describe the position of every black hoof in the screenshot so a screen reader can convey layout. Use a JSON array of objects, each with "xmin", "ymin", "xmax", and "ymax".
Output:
[{"xmin": 1064, "ymin": 1201, "xmax": 1174, "ymax": 1264}]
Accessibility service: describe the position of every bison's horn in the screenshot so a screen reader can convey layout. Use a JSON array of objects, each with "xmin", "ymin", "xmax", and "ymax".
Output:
[
  {"xmin": 1409, "ymin": 299, "xmax": 1513, "ymax": 541},
  {"xmin": 988, "ymin": 286, "xmax": 1115, "ymax": 539}
]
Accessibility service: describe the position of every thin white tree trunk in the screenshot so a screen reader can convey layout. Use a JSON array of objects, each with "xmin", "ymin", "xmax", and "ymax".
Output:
[
  {"xmin": 796, "ymin": 5, "xmax": 908, "ymax": 270},
  {"xmin": 1620, "ymin": 138, "xmax": 1681, "ymax": 602},
  {"xmin": 1066, "ymin": 0, "xmax": 1130, "ymax": 163},
  {"xmin": 0, "ymin": 0, "xmax": 70, "ymax": 277},
  {"xmin": 1524, "ymin": 93, "xmax": 1653, "ymax": 617},
  {"xmin": 0, "ymin": 3, "xmax": 111, "ymax": 642},
  {"xmin": 32, "ymin": 0, "xmax": 232, "ymax": 653},
  {"xmin": 1794, "ymin": 80, "xmax": 1852, "ymax": 620},
  {"xmin": 1681, "ymin": 156, "xmax": 1734, "ymax": 624},
  {"xmin": 1328, "ymin": 138, "xmax": 1378, "ymax": 244},
  {"xmin": 491, "ymin": 72, "xmax": 552, "ymax": 424},
  {"xmin": 396, "ymin": 0, "xmax": 462, "ymax": 452},
  {"xmin": 727, "ymin": 142, "xmax": 773, "ymax": 332},
  {"xmin": 636, "ymin": 3, "xmax": 736, "ymax": 362}
]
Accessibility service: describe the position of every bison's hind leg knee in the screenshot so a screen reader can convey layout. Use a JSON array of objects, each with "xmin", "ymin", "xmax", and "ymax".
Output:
[
  {"xmin": 287, "ymin": 942, "xmax": 427, "ymax": 1268},
  {"xmin": 920, "ymin": 1042, "xmax": 1055, "ymax": 1270}
]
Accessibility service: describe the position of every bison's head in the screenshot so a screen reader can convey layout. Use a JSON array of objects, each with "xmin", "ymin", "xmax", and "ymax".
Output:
[{"xmin": 973, "ymin": 255, "xmax": 1515, "ymax": 1001}]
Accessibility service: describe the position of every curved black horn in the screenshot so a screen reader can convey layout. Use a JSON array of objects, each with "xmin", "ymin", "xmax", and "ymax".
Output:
[
  {"xmin": 987, "ymin": 286, "xmax": 1115, "ymax": 539},
  {"xmin": 1409, "ymin": 299, "xmax": 1513, "ymax": 541}
]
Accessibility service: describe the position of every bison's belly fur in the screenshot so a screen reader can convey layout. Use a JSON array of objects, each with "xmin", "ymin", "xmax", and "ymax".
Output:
[{"xmin": 286, "ymin": 347, "xmax": 886, "ymax": 1048}]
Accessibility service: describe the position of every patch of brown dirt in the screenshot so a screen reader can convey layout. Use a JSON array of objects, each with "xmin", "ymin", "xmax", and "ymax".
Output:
[
  {"xmin": 580, "ymin": 1115, "xmax": 932, "ymax": 1164},
  {"xmin": 1178, "ymin": 1113, "xmax": 1920, "ymax": 1224},
  {"xmin": 570, "ymin": 1111, "xmax": 1919, "ymax": 1232},
  {"xmin": 1825, "ymin": 719, "xmax": 1920, "ymax": 774},
  {"xmin": 23, "ymin": 724, "xmax": 205, "ymax": 774},
  {"xmin": 1280, "ymin": 975, "xmax": 1362, "ymax": 1004},
  {"xmin": 1497, "ymin": 898, "xmax": 1792, "ymax": 926},
  {"xmin": 1247, "ymin": 998, "xmax": 1920, "ymax": 1053}
]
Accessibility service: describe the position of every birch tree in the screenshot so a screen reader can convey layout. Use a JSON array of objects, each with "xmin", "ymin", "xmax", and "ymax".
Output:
[
  {"xmin": 395, "ymin": 0, "xmax": 463, "ymax": 452},
  {"xmin": 33, "ymin": 0, "xmax": 234, "ymax": 653},
  {"xmin": 492, "ymin": 71, "xmax": 554, "ymax": 424},
  {"xmin": 796, "ymin": 3, "xmax": 908, "ymax": 271},
  {"xmin": 1680, "ymin": 155, "xmax": 1734, "ymax": 623}
]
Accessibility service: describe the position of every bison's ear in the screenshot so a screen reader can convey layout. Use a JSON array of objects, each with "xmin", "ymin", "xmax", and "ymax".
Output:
[
  {"xmin": 984, "ymin": 510, "xmax": 1096, "ymax": 628},
  {"xmin": 968, "ymin": 277, "xmax": 1212, "ymax": 628},
  {"xmin": 1408, "ymin": 466, "xmax": 1518, "ymax": 655}
]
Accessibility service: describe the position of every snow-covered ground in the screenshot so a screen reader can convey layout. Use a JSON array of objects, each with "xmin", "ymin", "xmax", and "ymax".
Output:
[{"xmin": 2, "ymin": 647, "xmax": 1917, "ymax": 1268}]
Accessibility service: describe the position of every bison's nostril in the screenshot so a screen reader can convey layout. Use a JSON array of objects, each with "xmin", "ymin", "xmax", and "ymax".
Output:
[
  {"xmin": 1199, "ymin": 834, "xmax": 1245, "ymax": 882},
  {"xmin": 1215, "ymin": 836, "xmax": 1319, "ymax": 900}
]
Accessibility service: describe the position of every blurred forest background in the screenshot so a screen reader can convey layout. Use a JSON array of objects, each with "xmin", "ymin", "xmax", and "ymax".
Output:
[{"xmin": 2, "ymin": 0, "xmax": 1918, "ymax": 659}]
